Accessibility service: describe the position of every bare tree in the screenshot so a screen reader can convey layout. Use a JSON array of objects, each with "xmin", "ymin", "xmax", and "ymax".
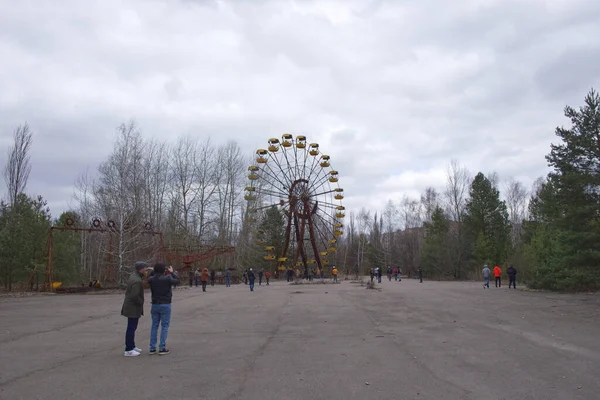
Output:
[
  {"xmin": 487, "ymin": 171, "xmax": 500, "ymax": 190},
  {"xmin": 94, "ymin": 121, "xmax": 147, "ymax": 283},
  {"xmin": 444, "ymin": 159, "xmax": 471, "ymax": 278},
  {"xmin": 420, "ymin": 186, "xmax": 439, "ymax": 222},
  {"xmin": 444, "ymin": 159, "xmax": 471, "ymax": 222},
  {"xmin": 504, "ymin": 178, "xmax": 529, "ymax": 245},
  {"xmin": 4, "ymin": 123, "xmax": 33, "ymax": 206},
  {"xmin": 171, "ymin": 135, "xmax": 199, "ymax": 236}
]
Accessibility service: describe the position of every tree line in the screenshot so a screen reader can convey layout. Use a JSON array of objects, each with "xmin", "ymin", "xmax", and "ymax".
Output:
[
  {"xmin": 1, "ymin": 89, "xmax": 599, "ymax": 291},
  {"xmin": 334, "ymin": 89, "xmax": 600, "ymax": 291}
]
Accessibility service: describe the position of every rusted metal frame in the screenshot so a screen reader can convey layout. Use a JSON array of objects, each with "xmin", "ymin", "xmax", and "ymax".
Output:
[{"xmin": 305, "ymin": 200, "xmax": 322, "ymax": 271}]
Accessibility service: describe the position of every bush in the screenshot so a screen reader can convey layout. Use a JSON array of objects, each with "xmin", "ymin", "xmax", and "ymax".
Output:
[{"xmin": 527, "ymin": 266, "xmax": 600, "ymax": 292}]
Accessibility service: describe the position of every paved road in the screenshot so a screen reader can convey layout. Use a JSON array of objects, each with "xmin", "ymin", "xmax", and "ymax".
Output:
[{"xmin": 1, "ymin": 279, "xmax": 599, "ymax": 400}]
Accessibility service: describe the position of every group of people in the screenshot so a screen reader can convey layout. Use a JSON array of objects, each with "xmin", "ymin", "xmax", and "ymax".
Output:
[
  {"xmin": 242, "ymin": 268, "xmax": 271, "ymax": 290},
  {"xmin": 284, "ymin": 266, "xmax": 339, "ymax": 282},
  {"xmin": 482, "ymin": 264, "xmax": 518, "ymax": 289},
  {"xmin": 121, "ymin": 261, "xmax": 180, "ymax": 357},
  {"xmin": 121, "ymin": 262, "xmax": 276, "ymax": 357},
  {"xmin": 369, "ymin": 266, "xmax": 423, "ymax": 283}
]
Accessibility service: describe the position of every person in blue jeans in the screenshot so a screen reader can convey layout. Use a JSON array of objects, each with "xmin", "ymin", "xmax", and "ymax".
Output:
[
  {"xmin": 225, "ymin": 268, "xmax": 231, "ymax": 287},
  {"xmin": 247, "ymin": 268, "xmax": 256, "ymax": 291},
  {"xmin": 148, "ymin": 263, "xmax": 179, "ymax": 355}
]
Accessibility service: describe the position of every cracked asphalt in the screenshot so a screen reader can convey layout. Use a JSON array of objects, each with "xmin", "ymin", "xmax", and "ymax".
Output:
[{"xmin": 1, "ymin": 279, "xmax": 599, "ymax": 400}]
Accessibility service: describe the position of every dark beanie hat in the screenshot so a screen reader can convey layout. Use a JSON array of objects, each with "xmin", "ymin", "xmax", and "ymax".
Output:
[{"xmin": 135, "ymin": 261, "xmax": 148, "ymax": 271}]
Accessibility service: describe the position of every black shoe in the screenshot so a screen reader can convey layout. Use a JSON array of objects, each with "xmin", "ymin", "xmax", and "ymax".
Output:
[
  {"xmin": 149, "ymin": 350, "xmax": 157, "ymax": 355},
  {"xmin": 159, "ymin": 349, "xmax": 170, "ymax": 355}
]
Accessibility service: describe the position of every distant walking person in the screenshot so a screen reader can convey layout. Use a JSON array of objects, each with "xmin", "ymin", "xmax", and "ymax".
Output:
[
  {"xmin": 387, "ymin": 266, "xmax": 392, "ymax": 281},
  {"xmin": 225, "ymin": 268, "xmax": 231, "ymax": 287},
  {"xmin": 377, "ymin": 267, "xmax": 382, "ymax": 283},
  {"xmin": 148, "ymin": 263, "xmax": 179, "ymax": 355},
  {"xmin": 258, "ymin": 269, "xmax": 264, "ymax": 285},
  {"xmin": 265, "ymin": 270, "xmax": 271, "ymax": 285},
  {"xmin": 194, "ymin": 269, "xmax": 200, "ymax": 287},
  {"xmin": 418, "ymin": 267, "xmax": 423, "ymax": 283},
  {"xmin": 398, "ymin": 267, "xmax": 402, "ymax": 282},
  {"xmin": 210, "ymin": 270, "xmax": 215, "ymax": 287},
  {"xmin": 493, "ymin": 265, "xmax": 502, "ymax": 287},
  {"xmin": 201, "ymin": 268, "xmax": 209, "ymax": 292},
  {"xmin": 369, "ymin": 268, "xmax": 375, "ymax": 283},
  {"xmin": 121, "ymin": 261, "xmax": 148, "ymax": 357},
  {"xmin": 248, "ymin": 268, "xmax": 256, "ymax": 291},
  {"xmin": 482, "ymin": 264, "xmax": 491, "ymax": 289},
  {"xmin": 332, "ymin": 266, "xmax": 339, "ymax": 282},
  {"xmin": 393, "ymin": 267, "xmax": 399, "ymax": 281},
  {"xmin": 507, "ymin": 265, "xmax": 517, "ymax": 289}
]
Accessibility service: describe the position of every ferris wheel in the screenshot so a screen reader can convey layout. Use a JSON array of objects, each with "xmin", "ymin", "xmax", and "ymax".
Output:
[{"xmin": 244, "ymin": 134, "xmax": 345, "ymax": 275}]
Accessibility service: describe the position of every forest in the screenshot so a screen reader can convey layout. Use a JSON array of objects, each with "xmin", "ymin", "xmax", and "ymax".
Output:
[{"xmin": 1, "ymin": 89, "xmax": 599, "ymax": 292}]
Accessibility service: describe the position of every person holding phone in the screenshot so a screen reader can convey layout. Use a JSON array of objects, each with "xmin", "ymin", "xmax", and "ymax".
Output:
[{"xmin": 148, "ymin": 263, "xmax": 179, "ymax": 355}]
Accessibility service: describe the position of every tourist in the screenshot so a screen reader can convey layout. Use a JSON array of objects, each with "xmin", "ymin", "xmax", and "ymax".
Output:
[
  {"xmin": 493, "ymin": 265, "xmax": 502, "ymax": 287},
  {"xmin": 387, "ymin": 266, "xmax": 392, "ymax": 281},
  {"xmin": 377, "ymin": 267, "xmax": 382, "ymax": 283},
  {"xmin": 393, "ymin": 267, "xmax": 399, "ymax": 281},
  {"xmin": 332, "ymin": 266, "xmax": 339, "ymax": 282},
  {"xmin": 265, "ymin": 270, "xmax": 271, "ymax": 285},
  {"xmin": 201, "ymin": 267, "xmax": 209, "ymax": 292},
  {"xmin": 248, "ymin": 268, "xmax": 256, "ymax": 291},
  {"xmin": 194, "ymin": 268, "xmax": 200, "ymax": 287},
  {"xmin": 210, "ymin": 269, "xmax": 215, "ymax": 287},
  {"xmin": 507, "ymin": 265, "xmax": 517, "ymax": 289},
  {"xmin": 225, "ymin": 268, "xmax": 232, "ymax": 287},
  {"xmin": 258, "ymin": 269, "xmax": 264, "ymax": 285},
  {"xmin": 369, "ymin": 268, "xmax": 375, "ymax": 283},
  {"xmin": 148, "ymin": 263, "xmax": 179, "ymax": 355},
  {"xmin": 482, "ymin": 264, "xmax": 491, "ymax": 289},
  {"xmin": 121, "ymin": 261, "xmax": 148, "ymax": 357},
  {"xmin": 398, "ymin": 267, "xmax": 402, "ymax": 282},
  {"xmin": 418, "ymin": 267, "xmax": 423, "ymax": 283}
]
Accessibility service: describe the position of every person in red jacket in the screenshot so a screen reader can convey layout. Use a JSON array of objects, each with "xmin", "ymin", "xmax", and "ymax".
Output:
[
  {"xmin": 265, "ymin": 271, "xmax": 271, "ymax": 285},
  {"xmin": 493, "ymin": 265, "xmax": 502, "ymax": 288}
]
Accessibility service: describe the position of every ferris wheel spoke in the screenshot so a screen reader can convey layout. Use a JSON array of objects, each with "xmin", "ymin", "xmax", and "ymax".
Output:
[
  {"xmin": 309, "ymin": 188, "xmax": 338, "ymax": 198},
  {"xmin": 305, "ymin": 152, "xmax": 322, "ymax": 185},
  {"xmin": 310, "ymin": 171, "xmax": 333, "ymax": 195},
  {"xmin": 281, "ymin": 145, "xmax": 298, "ymax": 184},
  {"xmin": 269, "ymin": 150, "xmax": 294, "ymax": 188},
  {"xmin": 260, "ymin": 162, "xmax": 292, "ymax": 193}
]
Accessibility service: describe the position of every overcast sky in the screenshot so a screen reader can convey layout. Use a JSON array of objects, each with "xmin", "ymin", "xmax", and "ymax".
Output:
[{"xmin": 1, "ymin": 0, "xmax": 599, "ymax": 216}]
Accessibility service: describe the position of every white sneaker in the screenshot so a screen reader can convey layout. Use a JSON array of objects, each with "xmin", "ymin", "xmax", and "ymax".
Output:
[
  {"xmin": 124, "ymin": 350, "xmax": 140, "ymax": 357},
  {"xmin": 134, "ymin": 347, "xmax": 142, "ymax": 353}
]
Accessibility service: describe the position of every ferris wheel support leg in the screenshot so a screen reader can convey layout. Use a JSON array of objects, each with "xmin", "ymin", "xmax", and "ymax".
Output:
[
  {"xmin": 298, "ymin": 217, "xmax": 309, "ymax": 274},
  {"xmin": 305, "ymin": 202, "xmax": 323, "ymax": 272}
]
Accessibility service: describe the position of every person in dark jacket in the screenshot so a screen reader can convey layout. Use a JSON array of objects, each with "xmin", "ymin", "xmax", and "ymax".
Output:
[
  {"xmin": 210, "ymin": 270, "xmax": 216, "ymax": 286},
  {"xmin": 258, "ymin": 269, "xmax": 264, "ymax": 285},
  {"xmin": 121, "ymin": 261, "xmax": 148, "ymax": 357},
  {"xmin": 148, "ymin": 263, "xmax": 180, "ymax": 355},
  {"xmin": 507, "ymin": 265, "xmax": 517, "ymax": 289},
  {"xmin": 247, "ymin": 268, "xmax": 256, "ymax": 291},
  {"xmin": 418, "ymin": 267, "xmax": 423, "ymax": 283}
]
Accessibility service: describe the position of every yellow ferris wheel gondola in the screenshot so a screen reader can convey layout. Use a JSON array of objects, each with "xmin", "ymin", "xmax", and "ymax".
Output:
[
  {"xmin": 296, "ymin": 135, "xmax": 307, "ymax": 148},
  {"xmin": 268, "ymin": 138, "xmax": 280, "ymax": 152},
  {"xmin": 334, "ymin": 188, "xmax": 344, "ymax": 200},
  {"xmin": 329, "ymin": 171, "xmax": 339, "ymax": 183},
  {"xmin": 309, "ymin": 143, "xmax": 319, "ymax": 156},
  {"xmin": 320, "ymin": 155, "xmax": 330, "ymax": 168},
  {"xmin": 256, "ymin": 149, "xmax": 268, "ymax": 163},
  {"xmin": 282, "ymin": 133, "xmax": 293, "ymax": 147}
]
